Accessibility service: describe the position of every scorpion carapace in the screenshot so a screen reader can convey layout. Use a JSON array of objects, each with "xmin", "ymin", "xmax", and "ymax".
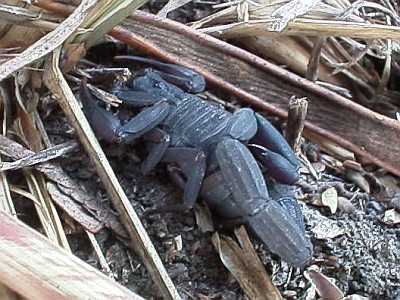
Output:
[{"xmin": 80, "ymin": 56, "xmax": 313, "ymax": 266}]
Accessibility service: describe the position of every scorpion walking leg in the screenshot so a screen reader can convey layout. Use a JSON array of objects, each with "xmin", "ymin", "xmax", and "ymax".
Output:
[
  {"xmin": 161, "ymin": 148, "xmax": 207, "ymax": 211},
  {"xmin": 145, "ymin": 147, "xmax": 206, "ymax": 215},
  {"xmin": 215, "ymin": 138, "xmax": 312, "ymax": 266},
  {"xmin": 163, "ymin": 147, "xmax": 206, "ymax": 209},
  {"xmin": 166, "ymin": 165, "xmax": 187, "ymax": 190},
  {"xmin": 141, "ymin": 128, "xmax": 171, "ymax": 175}
]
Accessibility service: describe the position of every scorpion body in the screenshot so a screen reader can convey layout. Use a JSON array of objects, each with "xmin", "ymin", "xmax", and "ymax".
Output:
[{"xmin": 81, "ymin": 56, "xmax": 313, "ymax": 266}]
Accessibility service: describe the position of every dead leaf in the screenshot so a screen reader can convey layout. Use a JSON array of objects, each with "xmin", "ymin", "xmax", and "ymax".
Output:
[
  {"xmin": 194, "ymin": 201, "xmax": 214, "ymax": 233},
  {"xmin": 307, "ymin": 268, "xmax": 344, "ymax": 300},
  {"xmin": 212, "ymin": 226, "xmax": 282, "ymax": 300},
  {"xmin": 321, "ymin": 187, "xmax": 338, "ymax": 213}
]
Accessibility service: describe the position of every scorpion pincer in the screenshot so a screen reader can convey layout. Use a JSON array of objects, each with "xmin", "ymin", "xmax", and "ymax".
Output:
[{"xmin": 80, "ymin": 56, "xmax": 313, "ymax": 266}]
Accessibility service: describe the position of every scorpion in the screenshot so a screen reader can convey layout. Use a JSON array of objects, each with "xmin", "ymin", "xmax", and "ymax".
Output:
[{"xmin": 80, "ymin": 56, "xmax": 313, "ymax": 266}]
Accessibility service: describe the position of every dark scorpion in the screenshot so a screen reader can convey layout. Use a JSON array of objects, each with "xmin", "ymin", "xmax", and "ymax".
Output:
[{"xmin": 80, "ymin": 56, "xmax": 313, "ymax": 266}]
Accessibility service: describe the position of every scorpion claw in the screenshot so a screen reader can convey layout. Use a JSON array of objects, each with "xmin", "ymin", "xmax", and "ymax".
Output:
[
  {"xmin": 213, "ymin": 138, "xmax": 312, "ymax": 265},
  {"xmin": 215, "ymin": 138, "xmax": 269, "ymax": 216},
  {"xmin": 80, "ymin": 78, "xmax": 122, "ymax": 143}
]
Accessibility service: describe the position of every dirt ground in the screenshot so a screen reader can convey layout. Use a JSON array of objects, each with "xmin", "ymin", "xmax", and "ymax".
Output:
[{"xmin": 40, "ymin": 89, "xmax": 400, "ymax": 300}]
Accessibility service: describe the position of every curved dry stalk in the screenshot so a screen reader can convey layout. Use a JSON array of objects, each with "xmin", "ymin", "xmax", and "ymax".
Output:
[
  {"xmin": 0, "ymin": 0, "xmax": 97, "ymax": 82},
  {"xmin": 0, "ymin": 209, "xmax": 144, "ymax": 299},
  {"xmin": 111, "ymin": 11, "xmax": 400, "ymax": 176},
  {"xmin": 43, "ymin": 47, "xmax": 181, "ymax": 300}
]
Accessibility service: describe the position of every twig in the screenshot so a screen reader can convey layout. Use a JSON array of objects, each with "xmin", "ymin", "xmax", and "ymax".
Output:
[
  {"xmin": 285, "ymin": 96, "xmax": 308, "ymax": 155},
  {"xmin": 0, "ymin": 139, "xmax": 77, "ymax": 171}
]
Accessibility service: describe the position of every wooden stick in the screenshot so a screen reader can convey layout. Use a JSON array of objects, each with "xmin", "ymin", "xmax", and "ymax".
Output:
[
  {"xmin": 0, "ymin": 210, "xmax": 143, "ymax": 300},
  {"xmin": 285, "ymin": 96, "xmax": 308, "ymax": 154}
]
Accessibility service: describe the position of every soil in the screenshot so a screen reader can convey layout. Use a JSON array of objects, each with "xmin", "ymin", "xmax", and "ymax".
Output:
[{"xmin": 40, "ymin": 80, "xmax": 400, "ymax": 300}]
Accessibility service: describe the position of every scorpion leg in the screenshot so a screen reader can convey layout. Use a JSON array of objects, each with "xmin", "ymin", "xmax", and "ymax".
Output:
[
  {"xmin": 166, "ymin": 165, "xmax": 187, "ymax": 190},
  {"xmin": 141, "ymin": 128, "xmax": 171, "ymax": 175},
  {"xmin": 154, "ymin": 147, "xmax": 207, "ymax": 212},
  {"xmin": 113, "ymin": 89, "xmax": 167, "ymax": 107},
  {"xmin": 114, "ymin": 55, "xmax": 206, "ymax": 93},
  {"xmin": 215, "ymin": 138, "xmax": 312, "ymax": 266}
]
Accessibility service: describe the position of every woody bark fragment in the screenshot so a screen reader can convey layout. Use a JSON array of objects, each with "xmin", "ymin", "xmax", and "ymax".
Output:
[{"xmin": 111, "ymin": 11, "xmax": 400, "ymax": 176}]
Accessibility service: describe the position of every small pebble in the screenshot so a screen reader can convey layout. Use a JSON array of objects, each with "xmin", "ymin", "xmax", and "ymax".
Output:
[{"xmin": 282, "ymin": 290, "xmax": 297, "ymax": 298}]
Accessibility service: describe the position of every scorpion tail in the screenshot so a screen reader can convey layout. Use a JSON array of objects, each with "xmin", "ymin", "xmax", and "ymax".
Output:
[
  {"xmin": 114, "ymin": 55, "xmax": 206, "ymax": 93},
  {"xmin": 247, "ymin": 200, "xmax": 313, "ymax": 266}
]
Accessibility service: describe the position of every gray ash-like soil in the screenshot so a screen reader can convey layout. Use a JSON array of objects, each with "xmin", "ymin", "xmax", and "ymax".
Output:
[
  {"xmin": 114, "ymin": 154, "xmax": 400, "ymax": 299},
  {"xmin": 41, "ymin": 103, "xmax": 400, "ymax": 299},
  {"xmin": 304, "ymin": 205, "xmax": 400, "ymax": 298}
]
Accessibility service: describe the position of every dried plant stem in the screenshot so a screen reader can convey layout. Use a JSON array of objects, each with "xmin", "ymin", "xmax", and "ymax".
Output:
[
  {"xmin": 200, "ymin": 19, "xmax": 400, "ymax": 42},
  {"xmin": 43, "ymin": 47, "xmax": 181, "ymax": 300},
  {"xmin": 286, "ymin": 96, "xmax": 308, "ymax": 155},
  {"xmin": 0, "ymin": 209, "xmax": 143, "ymax": 299}
]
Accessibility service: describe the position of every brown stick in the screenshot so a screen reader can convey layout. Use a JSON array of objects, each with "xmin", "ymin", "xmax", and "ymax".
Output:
[
  {"xmin": 285, "ymin": 96, "xmax": 308, "ymax": 154},
  {"xmin": 116, "ymin": 11, "xmax": 400, "ymax": 176},
  {"xmin": 36, "ymin": 0, "xmax": 400, "ymax": 176}
]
